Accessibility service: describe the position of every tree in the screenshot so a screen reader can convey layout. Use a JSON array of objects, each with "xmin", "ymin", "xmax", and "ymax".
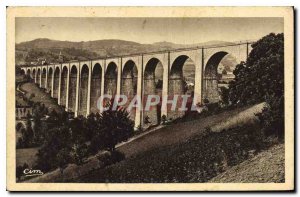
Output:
[
  {"xmin": 35, "ymin": 126, "xmax": 72, "ymax": 172},
  {"xmin": 56, "ymin": 147, "xmax": 72, "ymax": 173},
  {"xmin": 97, "ymin": 106, "xmax": 134, "ymax": 152},
  {"xmin": 227, "ymin": 33, "xmax": 284, "ymax": 138},
  {"xmin": 228, "ymin": 33, "xmax": 284, "ymax": 105}
]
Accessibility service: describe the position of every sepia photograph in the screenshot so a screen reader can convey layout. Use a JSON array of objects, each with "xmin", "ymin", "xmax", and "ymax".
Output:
[{"xmin": 6, "ymin": 6, "xmax": 294, "ymax": 191}]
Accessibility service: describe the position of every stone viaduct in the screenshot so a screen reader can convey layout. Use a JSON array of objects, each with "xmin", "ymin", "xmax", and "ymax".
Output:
[{"xmin": 20, "ymin": 42, "xmax": 252, "ymax": 128}]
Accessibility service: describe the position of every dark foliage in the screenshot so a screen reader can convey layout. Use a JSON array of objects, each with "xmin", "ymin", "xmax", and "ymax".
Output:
[
  {"xmin": 227, "ymin": 33, "xmax": 284, "ymax": 138},
  {"xmin": 35, "ymin": 126, "xmax": 72, "ymax": 172},
  {"xmin": 228, "ymin": 33, "xmax": 283, "ymax": 106},
  {"xmin": 78, "ymin": 123, "xmax": 268, "ymax": 183},
  {"xmin": 256, "ymin": 94, "xmax": 284, "ymax": 139},
  {"xmin": 34, "ymin": 104, "xmax": 133, "ymax": 173},
  {"xmin": 97, "ymin": 150, "xmax": 126, "ymax": 167},
  {"xmin": 23, "ymin": 47, "xmax": 99, "ymax": 64},
  {"xmin": 91, "ymin": 106, "xmax": 134, "ymax": 152},
  {"xmin": 16, "ymin": 163, "xmax": 29, "ymax": 181}
]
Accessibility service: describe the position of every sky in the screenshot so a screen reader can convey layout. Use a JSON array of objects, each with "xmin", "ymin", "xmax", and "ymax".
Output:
[{"xmin": 15, "ymin": 17, "xmax": 283, "ymax": 44}]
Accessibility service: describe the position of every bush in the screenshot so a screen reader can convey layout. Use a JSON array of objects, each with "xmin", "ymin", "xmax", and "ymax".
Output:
[
  {"xmin": 256, "ymin": 94, "xmax": 284, "ymax": 139},
  {"xmin": 93, "ymin": 107, "xmax": 134, "ymax": 152},
  {"xmin": 111, "ymin": 150, "xmax": 125, "ymax": 163},
  {"xmin": 72, "ymin": 143, "xmax": 89, "ymax": 165},
  {"xmin": 97, "ymin": 150, "xmax": 125, "ymax": 167},
  {"xmin": 35, "ymin": 126, "xmax": 72, "ymax": 172}
]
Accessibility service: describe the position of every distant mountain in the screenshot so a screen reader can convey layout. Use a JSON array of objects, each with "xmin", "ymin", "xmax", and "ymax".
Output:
[{"xmin": 15, "ymin": 38, "xmax": 233, "ymax": 65}]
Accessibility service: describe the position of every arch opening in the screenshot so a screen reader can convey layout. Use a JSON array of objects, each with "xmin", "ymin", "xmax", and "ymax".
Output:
[
  {"xmin": 16, "ymin": 122, "xmax": 25, "ymax": 131},
  {"xmin": 26, "ymin": 69, "xmax": 31, "ymax": 79},
  {"xmin": 42, "ymin": 68, "xmax": 47, "ymax": 89},
  {"xmin": 37, "ymin": 69, "xmax": 41, "ymax": 86},
  {"xmin": 121, "ymin": 60, "xmax": 138, "ymax": 120},
  {"xmin": 20, "ymin": 69, "xmax": 25, "ymax": 76},
  {"xmin": 16, "ymin": 122, "xmax": 26, "ymax": 143},
  {"xmin": 79, "ymin": 65, "xmax": 89, "ymax": 116},
  {"xmin": 47, "ymin": 68, "xmax": 53, "ymax": 94},
  {"xmin": 53, "ymin": 67, "xmax": 60, "ymax": 99},
  {"xmin": 203, "ymin": 52, "xmax": 237, "ymax": 103},
  {"xmin": 104, "ymin": 62, "xmax": 118, "ymax": 97},
  {"xmin": 169, "ymin": 55, "xmax": 195, "ymax": 120},
  {"xmin": 68, "ymin": 66, "xmax": 77, "ymax": 112},
  {"xmin": 60, "ymin": 67, "xmax": 68, "ymax": 108},
  {"xmin": 32, "ymin": 69, "xmax": 36, "ymax": 81},
  {"xmin": 143, "ymin": 58, "xmax": 163, "ymax": 126},
  {"xmin": 90, "ymin": 63, "xmax": 102, "ymax": 114}
]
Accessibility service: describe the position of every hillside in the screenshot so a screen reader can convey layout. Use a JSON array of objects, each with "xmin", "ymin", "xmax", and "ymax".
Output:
[
  {"xmin": 209, "ymin": 143, "xmax": 284, "ymax": 183},
  {"xmin": 19, "ymin": 82, "xmax": 64, "ymax": 113},
  {"xmin": 15, "ymin": 38, "xmax": 232, "ymax": 65},
  {"xmin": 26, "ymin": 103, "xmax": 270, "ymax": 183}
]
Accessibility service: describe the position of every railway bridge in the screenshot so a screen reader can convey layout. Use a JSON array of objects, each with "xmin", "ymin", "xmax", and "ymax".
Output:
[{"xmin": 20, "ymin": 41, "xmax": 252, "ymax": 128}]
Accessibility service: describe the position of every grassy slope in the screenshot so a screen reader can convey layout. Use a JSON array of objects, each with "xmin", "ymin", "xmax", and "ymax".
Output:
[
  {"xmin": 27, "ymin": 105, "xmax": 251, "ymax": 183},
  {"xmin": 75, "ymin": 104, "xmax": 271, "ymax": 183},
  {"xmin": 117, "ymin": 104, "xmax": 262, "ymax": 158},
  {"xmin": 209, "ymin": 143, "xmax": 285, "ymax": 183},
  {"xmin": 19, "ymin": 82, "xmax": 64, "ymax": 113}
]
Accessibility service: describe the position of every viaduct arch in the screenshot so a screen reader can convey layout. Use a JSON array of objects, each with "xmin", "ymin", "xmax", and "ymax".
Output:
[{"xmin": 20, "ymin": 42, "xmax": 252, "ymax": 128}]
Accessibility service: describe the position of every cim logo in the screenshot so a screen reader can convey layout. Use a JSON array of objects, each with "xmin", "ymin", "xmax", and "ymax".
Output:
[{"xmin": 23, "ymin": 168, "xmax": 44, "ymax": 177}]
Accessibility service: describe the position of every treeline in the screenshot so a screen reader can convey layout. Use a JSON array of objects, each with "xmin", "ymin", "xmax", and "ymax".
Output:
[
  {"xmin": 19, "ymin": 47, "xmax": 99, "ymax": 64},
  {"xmin": 222, "ymin": 33, "xmax": 284, "ymax": 139},
  {"xmin": 17, "ymin": 101, "xmax": 134, "ymax": 175}
]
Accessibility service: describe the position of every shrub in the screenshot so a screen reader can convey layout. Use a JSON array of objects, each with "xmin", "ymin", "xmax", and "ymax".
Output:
[
  {"xmin": 72, "ymin": 143, "xmax": 89, "ymax": 165},
  {"xmin": 111, "ymin": 150, "xmax": 125, "ymax": 163},
  {"xmin": 256, "ymin": 94, "xmax": 284, "ymax": 139},
  {"xmin": 96, "ymin": 107, "xmax": 134, "ymax": 152},
  {"xmin": 35, "ymin": 126, "xmax": 72, "ymax": 172},
  {"xmin": 97, "ymin": 150, "xmax": 125, "ymax": 167}
]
